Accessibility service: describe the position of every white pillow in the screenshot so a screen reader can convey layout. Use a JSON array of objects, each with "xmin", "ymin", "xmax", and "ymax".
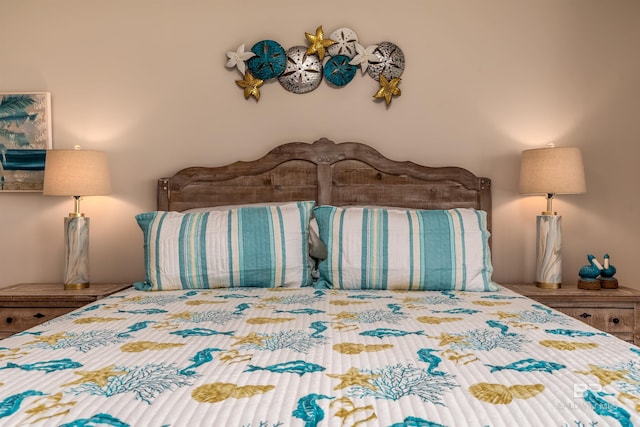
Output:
[
  {"xmin": 313, "ymin": 206, "xmax": 498, "ymax": 291},
  {"xmin": 134, "ymin": 201, "xmax": 315, "ymax": 290}
]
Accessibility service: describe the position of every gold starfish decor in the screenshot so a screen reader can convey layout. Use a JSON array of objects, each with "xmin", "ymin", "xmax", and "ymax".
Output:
[
  {"xmin": 305, "ymin": 26, "xmax": 336, "ymax": 60},
  {"xmin": 236, "ymin": 72, "xmax": 264, "ymax": 101},
  {"xmin": 373, "ymin": 75, "xmax": 401, "ymax": 106}
]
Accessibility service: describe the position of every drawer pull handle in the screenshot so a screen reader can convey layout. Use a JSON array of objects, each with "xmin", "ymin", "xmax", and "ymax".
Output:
[
  {"xmin": 579, "ymin": 313, "xmax": 592, "ymax": 318},
  {"xmin": 612, "ymin": 318, "xmax": 620, "ymax": 324},
  {"xmin": 33, "ymin": 313, "xmax": 45, "ymax": 319},
  {"xmin": 6, "ymin": 317, "xmax": 13, "ymax": 324}
]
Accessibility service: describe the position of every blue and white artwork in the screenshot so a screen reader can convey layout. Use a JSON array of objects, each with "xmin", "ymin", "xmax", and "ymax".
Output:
[{"xmin": 0, "ymin": 92, "xmax": 52, "ymax": 191}]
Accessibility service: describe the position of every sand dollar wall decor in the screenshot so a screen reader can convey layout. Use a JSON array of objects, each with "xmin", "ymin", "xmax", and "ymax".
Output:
[{"xmin": 225, "ymin": 25, "xmax": 405, "ymax": 106}]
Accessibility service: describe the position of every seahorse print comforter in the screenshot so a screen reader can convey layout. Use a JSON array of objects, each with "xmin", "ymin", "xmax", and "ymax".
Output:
[{"xmin": 0, "ymin": 286, "xmax": 639, "ymax": 426}]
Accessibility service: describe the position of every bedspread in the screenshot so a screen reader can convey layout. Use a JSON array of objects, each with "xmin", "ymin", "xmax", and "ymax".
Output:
[{"xmin": 1, "ymin": 286, "xmax": 639, "ymax": 427}]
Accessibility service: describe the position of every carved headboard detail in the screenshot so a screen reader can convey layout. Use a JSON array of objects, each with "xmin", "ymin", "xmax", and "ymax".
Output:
[{"xmin": 158, "ymin": 137, "xmax": 492, "ymax": 231}]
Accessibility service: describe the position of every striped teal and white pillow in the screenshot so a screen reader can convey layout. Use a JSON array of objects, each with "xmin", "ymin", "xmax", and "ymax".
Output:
[
  {"xmin": 313, "ymin": 206, "xmax": 498, "ymax": 291},
  {"xmin": 134, "ymin": 201, "xmax": 315, "ymax": 290}
]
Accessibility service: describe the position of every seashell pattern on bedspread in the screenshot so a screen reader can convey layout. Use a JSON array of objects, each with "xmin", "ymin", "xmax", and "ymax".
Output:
[{"xmin": 0, "ymin": 286, "xmax": 639, "ymax": 426}]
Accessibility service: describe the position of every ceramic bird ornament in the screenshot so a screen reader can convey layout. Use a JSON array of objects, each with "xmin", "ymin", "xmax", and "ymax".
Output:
[
  {"xmin": 600, "ymin": 253, "xmax": 619, "ymax": 289},
  {"xmin": 577, "ymin": 254, "xmax": 603, "ymax": 290},
  {"xmin": 578, "ymin": 254, "xmax": 602, "ymax": 281}
]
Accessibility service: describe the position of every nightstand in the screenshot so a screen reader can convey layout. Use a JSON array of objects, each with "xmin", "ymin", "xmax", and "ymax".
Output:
[
  {"xmin": 0, "ymin": 283, "xmax": 131, "ymax": 339},
  {"xmin": 502, "ymin": 283, "xmax": 640, "ymax": 345}
]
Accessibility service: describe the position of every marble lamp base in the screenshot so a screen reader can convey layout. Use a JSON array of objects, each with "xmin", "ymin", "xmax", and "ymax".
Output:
[
  {"xmin": 535, "ymin": 215, "xmax": 562, "ymax": 289},
  {"xmin": 64, "ymin": 216, "xmax": 90, "ymax": 290}
]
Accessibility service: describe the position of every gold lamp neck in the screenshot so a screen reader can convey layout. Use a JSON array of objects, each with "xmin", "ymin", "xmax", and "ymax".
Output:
[
  {"xmin": 542, "ymin": 193, "xmax": 557, "ymax": 216},
  {"xmin": 69, "ymin": 195, "xmax": 85, "ymax": 217}
]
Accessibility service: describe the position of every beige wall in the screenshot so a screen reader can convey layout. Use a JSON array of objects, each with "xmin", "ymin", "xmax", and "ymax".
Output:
[{"xmin": 1, "ymin": 0, "xmax": 639, "ymax": 288}]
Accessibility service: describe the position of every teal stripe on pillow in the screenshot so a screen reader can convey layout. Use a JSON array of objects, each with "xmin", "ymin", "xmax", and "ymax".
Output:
[
  {"xmin": 420, "ymin": 210, "xmax": 454, "ymax": 289},
  {"xmin": 134, "ymin": 201, "xmax": 314, "ymax": 291},
  {"xmin": 406, "ymin": 211, "xmax": 415, "ymax": 290},
  {"xmin": 337, "ymin": 208, "xmax": 345, "ymax": 290},
  {"xmin": 276, "ymin": 206, "xmax": 288, "ymax": 285},
  {"xmin": 236, "ymin": 206, "xmax": 277, "ymax": 287},
  {"xmin": 152, "ymin": 212, "xmax": 164, "ymax": 290},
  {"xmin": 453, "ymin": 208, "xmax": 467, "ymax": 289},
  {"xmin": 361, "ymin": 208, "xmax": 372, "ymax": 289},
  {"xmin": 361, "ymin": 208, "xmax": 389, "ymax": 289},
  {"xmin": 313, "ymin": 206, "xmax": 497, "ymax": 292},
  {"xmin": 178, "ymin": 211, "xmax": 209, "ymax": 289},
  {"xmin": 227, "ymin": 210, "xmax": 236, "ymax": 287}
]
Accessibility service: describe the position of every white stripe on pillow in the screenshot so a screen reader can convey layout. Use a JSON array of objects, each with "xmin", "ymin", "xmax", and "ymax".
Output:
[
  {"xmin": 134, "ymin": 201, "xmax": 314, "ymax": 290},
  {"xmin": 313, "ymin": 206, "xmax": 497, "ymax": 291}
]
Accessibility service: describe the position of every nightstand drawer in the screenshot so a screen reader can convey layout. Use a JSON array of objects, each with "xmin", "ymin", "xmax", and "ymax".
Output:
[
  {"xmin": 555, "ymin": 307, "xmax": 634, "ymax": 333},
  {"xmin": 502, "ymin": 283, "xmax": 640, "ymax": 345},
  {"xmin": 1, "ymin": 307, "xmax": 76, "ymax": 336},
  {"xmin": 0, "ymin": 283, "xmax": 131, "ymax": 339}
]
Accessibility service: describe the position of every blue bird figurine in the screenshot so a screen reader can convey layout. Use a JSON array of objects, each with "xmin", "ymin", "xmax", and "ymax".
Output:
[
  {"xmin": 600, "ymin": 253, "xmax": 618, "ymax": 289},
  {"xmin": 578, "ymin": 254, "xmax": 603, "ymax": 290},
  {"xmin": 579, "ymin": 255, "xmax": 601, "ymax": 280}
]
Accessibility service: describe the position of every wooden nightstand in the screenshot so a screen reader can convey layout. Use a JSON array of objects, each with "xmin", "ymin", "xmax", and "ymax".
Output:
[
  {"xmin": 0, "ymin": 283, "xmax": 131, "ymax": 339},
  {"xmin": 502, "ymin": 283, "xmax": 640, "ymax": 345}
]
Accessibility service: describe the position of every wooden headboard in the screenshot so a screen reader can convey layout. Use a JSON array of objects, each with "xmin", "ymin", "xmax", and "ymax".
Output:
[{"xmin": 158, "ymin": 137, "xmax": 492, "ymax": 231}]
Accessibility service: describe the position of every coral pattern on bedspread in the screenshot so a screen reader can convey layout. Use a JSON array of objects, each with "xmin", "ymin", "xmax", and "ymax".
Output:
[{"xmin": 0, "ymin": 286, "xmax": 639, "ymax": 426}]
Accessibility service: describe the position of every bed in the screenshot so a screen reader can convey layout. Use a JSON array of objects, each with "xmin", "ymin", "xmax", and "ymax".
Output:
[{"xmin": 1, "ymin": 137, "xmax": 639, "ymax": 426}]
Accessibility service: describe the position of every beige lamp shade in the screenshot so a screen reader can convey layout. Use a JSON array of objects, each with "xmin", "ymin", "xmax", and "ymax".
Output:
[
  {"xmin": 519, "ymin": 147, "xmax": 586, "ymax": 195},
  {"xmin": 43, "ymin": 149, "xmax": 111, "ymax": 196}
]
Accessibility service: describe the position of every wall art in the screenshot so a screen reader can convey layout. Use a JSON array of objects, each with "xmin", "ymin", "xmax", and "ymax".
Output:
[
  {"xmin": 0, "ymin": 92, "xmax": 52, "ymax": 192},
  {"xmin": 226, "ymin": 26, "xmax": 405, "ymax": 107}
]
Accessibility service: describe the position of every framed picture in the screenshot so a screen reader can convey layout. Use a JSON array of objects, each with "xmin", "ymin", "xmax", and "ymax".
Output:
[{"xmin": 0, "ymin": 92, "xmax": 52, "ymax": 192}]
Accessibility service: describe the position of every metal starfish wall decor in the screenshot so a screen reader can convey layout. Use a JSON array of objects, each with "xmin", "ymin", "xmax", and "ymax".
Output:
[{"xmin": 225, "ymin": 25, "xmax": 405, "ymax": 107}]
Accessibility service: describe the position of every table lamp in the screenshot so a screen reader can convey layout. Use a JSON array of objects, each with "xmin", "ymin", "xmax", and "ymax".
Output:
[
  {"xmin": 519, "ymin": 145, "xmax": 586, "ymax": 289},
  {"xmin": 43, "ymin": 147, "xmax": 111, "ymax": 290}
]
